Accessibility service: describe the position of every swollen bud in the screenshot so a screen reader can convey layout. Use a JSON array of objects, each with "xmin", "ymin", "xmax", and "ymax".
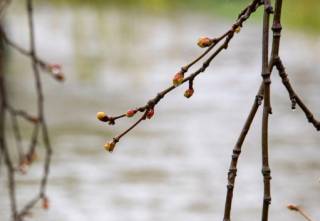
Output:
[
  {"xmin": 53, "ymin": 73, "xmax": 65, "ymax": 82},
  {"xmin": 172, "ymin": 71, "xmax": 184, "ymax": 86},
  {"xmin": 42, "ymin": 196, "xmax": 50, "ymax": 210},
  {"xmin": 48, "ymin": 64, "xmax": 61, "ymax": 73},
  {"xmin": 235, "ymin": 26, "xmax": 241, "ymax": 33},
  {"xmin": 104, "ymin": 141, "xmax": 116, "ymax": 152},
  {"xmin": 126, "ymin": 109, "xmax": 136, "ymax": 118},
  {"xmin": 184, "ymin": 88, "xmax": 194, "ymax": 98},
  {"xmin": 287, "ymin": 204, "xmax": 299, "ymax": 211},
  {"xmin": 48, "ymin": 64, "xmax": 65, "ymax": 82},
  {"xmin": 96, "ymin": 112, "xmax": 109, "ymax": 122},
  {"xmin": 146, "ymin": 109, "xmax": 155, "ymax": 119},
  {"xmin": 197, "ymin": 37, "xmax": 212, "ymax": 48}
]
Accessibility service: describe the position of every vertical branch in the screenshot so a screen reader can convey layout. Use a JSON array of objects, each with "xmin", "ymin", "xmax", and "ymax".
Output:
[
  {"xmin": 1, "ymin": 0, "xmax": 61, "ymax": 219},
  {"xmin": 270, "ymin": 0, "xmax": 282, "ymax": 60},
  {"xmin": 26, "ymin": 0, "xmax": 52, "ymax": 198},
  {"xmin": 10, "ymin": 115, "xmax": 24, "ymax": 163},
  {"xmin": 223, "ymin": 83, "xmax": 264, "ymax": 221},
  {"xmin": 260, "ymin": 1, "xmax": 275, "ymax": 220},
  {"xmin": 0, "ymin": 26, "xmax": 18, "ymax": 221}
]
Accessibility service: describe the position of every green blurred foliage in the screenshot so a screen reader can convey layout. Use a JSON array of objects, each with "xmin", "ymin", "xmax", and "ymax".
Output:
[{"xmin": 40, "ymin": 0, "xmax": 320, "ymax": 34}]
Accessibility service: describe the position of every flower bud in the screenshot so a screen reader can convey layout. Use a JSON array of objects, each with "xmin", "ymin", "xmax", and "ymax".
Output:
[
  {"xmin": 53, "ymin": 72, "xmax": 65, "ymax": 82},
  {"xmin": 287, "ymin": 204, "xmax": 298, "ymax": 211},
  {"xmin": 48, "ymin": 64, "xmax": 62, "ymax": 74},
  {"xmin": 235, "ymin": 26, "xmax": 241, "ymax": 33},
  {"xmin": 146, "ymin": 109, "xmax": 154, "ymax": 119},
  {"xmin": 197, "ymin": 37, "xmax": 212, "ymax": 48},
  {"xmin": 96, "ymin": 112, "xmax": 109, "ymax": 122},
  {"xmin": 184, "ymin": 88, "xmax": 194, "ymax": 98},
  {"xmin": 126, "ymin": 109, "xmax": 136, "ymax": 118},
  {"xmin": 104, "ymin": 141, "xmax": 116, "ymax": 152},
  {"xmin": 42, "ymin": 196, "xmax": 50, "ymax": 210},
  {"xmin": 172, "ymin": 71, "xmax": 184, "ymax": 86}
]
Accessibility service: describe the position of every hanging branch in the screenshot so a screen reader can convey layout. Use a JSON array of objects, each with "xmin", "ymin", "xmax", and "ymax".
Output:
[
  {"xmin": 97, "ymin": 0, "xmax": 263, "ymax": 152},
  {"xmin": 98, "ymin": 0, "xmax": 319, "ymax": 221},
  {"xmin": 0, "ymin": 0, "xmax": 64, "ymax": 220},
  {"xmin": 260, "ymin": 4, "xmax": 272, "ymax": 221},
  {"xmin": 275, "ymin": 58, "xmax": 320, "ymax": 130}
]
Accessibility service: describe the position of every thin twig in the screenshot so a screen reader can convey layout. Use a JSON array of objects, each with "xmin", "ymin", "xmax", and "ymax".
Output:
[
  {"xmin": 275, "ymin": 58, "xmax": 320, "ymax": 131},
  {"xmin": 287, "ymin": 204, "xmax": 315, "ymax": 221},
  {"xmin": 260, "ymin": 3, "xmax": 272, "ymax": 221}
]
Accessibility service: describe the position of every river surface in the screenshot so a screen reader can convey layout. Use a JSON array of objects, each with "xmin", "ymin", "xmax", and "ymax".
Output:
[{"xmin": 1, "ymin": 3, "xmax": 320, "ymax": 221}]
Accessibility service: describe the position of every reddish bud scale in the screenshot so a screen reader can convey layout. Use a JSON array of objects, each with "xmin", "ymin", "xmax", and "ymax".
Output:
[
  {"xmin": 197, "ymin": 37, "xmax": 212, "ymax": 48},
  {"xmin": 48, "ymin": 64, "xmax": 62, "ymax": 74},
  {"xmin": 184, "ymin": 88, "xmax": 194, "ymax": 98},
  {"xmin": 42, "ymin": 196, "xmax": 50, "ymax": 210},
  {"xmin": 172, "ymin": 72, "xmax": 184, "ymax": 86},
  {"xmin": 47, "ymin": 64, "xmax": 65, "ymax": 81},
  {"xmin": 126, "ymin": 109, "xmax": 136, "ymax": 118},
  {"xmin": 146, "ymin": 109, "xmax": 154, "ymax": 119}
]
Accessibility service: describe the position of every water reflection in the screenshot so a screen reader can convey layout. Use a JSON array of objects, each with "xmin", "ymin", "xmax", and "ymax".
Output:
[{"xmin": 1, "ymin": 4, "xmax": 320, "ymax": 221}]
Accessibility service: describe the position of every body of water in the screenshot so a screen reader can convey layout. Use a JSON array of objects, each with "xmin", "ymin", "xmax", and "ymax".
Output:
[{"xmin": 1, "ymin": 3, "xmax": 319, "ymax": 221}]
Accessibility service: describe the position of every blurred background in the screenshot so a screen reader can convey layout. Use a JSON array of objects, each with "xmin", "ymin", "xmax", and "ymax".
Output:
[{"xmin": 1, "ymin": 0, "xmax": 319, "ymax": 221}]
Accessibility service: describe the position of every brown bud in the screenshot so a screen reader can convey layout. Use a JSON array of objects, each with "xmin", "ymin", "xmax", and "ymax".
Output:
[
  {"xmin": 184, "ymin": 88, "xmax": 194, "ymax": 98},
  {"xmin": 104, "ymin": 141, "xmax": 116, "ymax": 152},
  {"xmin": 197, "ymin": 37, "xmax": 212, "ymax": 48},
  {"xmin": 235, "ymin": 26, "xmax": 241, "ymax": 33},
  {"xmin": 53, "ymin": 72, "xmax": 65, "ymax": 82},
  {"xmin": 172, "ymin": 71, "xmax": 184, "ymax": 86},
  {"xmin": 287, "ymin": 204, "xmax": 299, "ymax": 211},
  {"xmin": 96, "ymin": 112, "xmax": 109, "ymax": 122}
]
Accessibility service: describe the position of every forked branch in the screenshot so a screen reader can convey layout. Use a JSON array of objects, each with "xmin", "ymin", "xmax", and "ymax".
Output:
[{"xmin": 97, "ymin": 0, "xmax": 263, "ymax": 152}]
